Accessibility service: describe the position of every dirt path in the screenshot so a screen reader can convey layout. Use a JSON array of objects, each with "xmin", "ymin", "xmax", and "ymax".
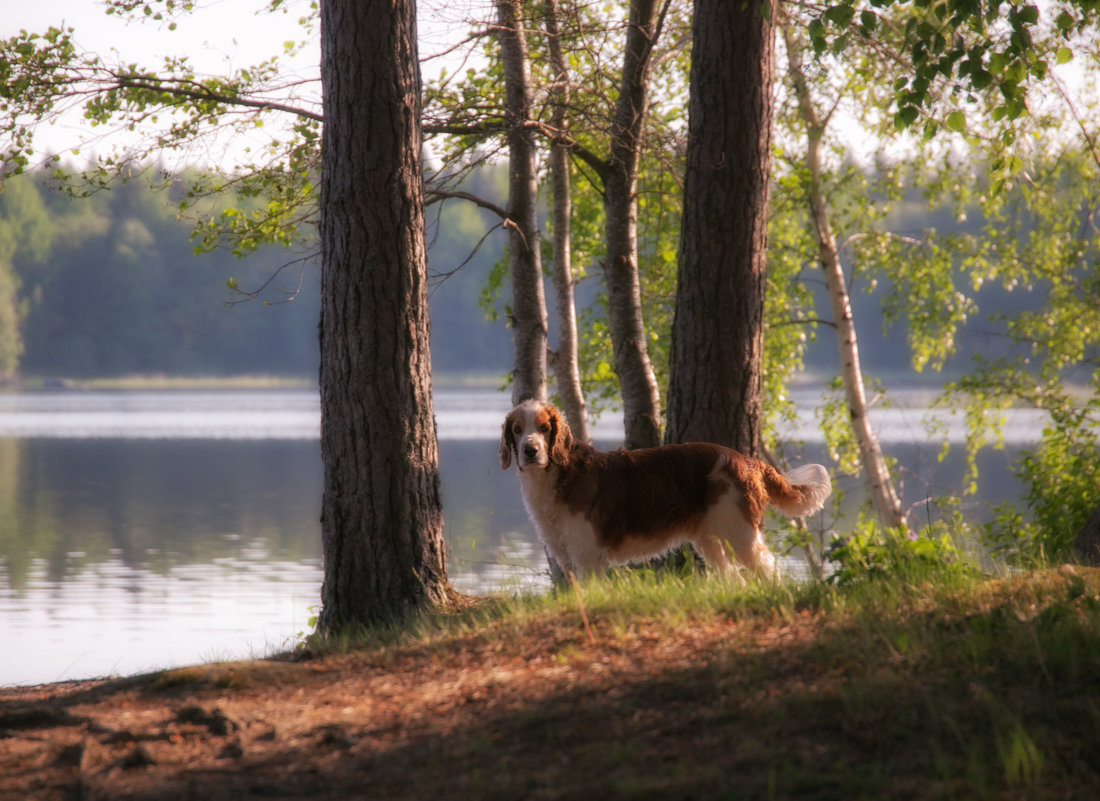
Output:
[
  {"xmin": 6, "ymin": 569, "xmax": 1100, "ymax": 800},
  {"xmin": 1, "ymin": 614, "xmax": 812, "ymax": 800}
]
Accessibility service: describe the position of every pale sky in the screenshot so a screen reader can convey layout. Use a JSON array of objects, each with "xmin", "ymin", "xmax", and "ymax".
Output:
[
  {"xmin": 2, "ymin": 0, "xmax": 484, "ymax": 170},
  {"xmin": 6, "ymin": 1, "xmax": 1092, "ymax": 173},
  {"xmin": 5, "ymin": 0, "xmax": 312, "ymax": 68}
]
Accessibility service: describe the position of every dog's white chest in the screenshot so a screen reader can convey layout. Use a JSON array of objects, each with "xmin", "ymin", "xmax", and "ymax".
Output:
[{"xmin": 516, "ymin": 468, "xmax": 597, "ymax": 570}]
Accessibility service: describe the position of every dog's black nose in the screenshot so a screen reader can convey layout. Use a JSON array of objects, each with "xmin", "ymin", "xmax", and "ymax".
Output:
[{"xmin": 523, "ymin": 444, "xmax": 539, "ymax": 461}]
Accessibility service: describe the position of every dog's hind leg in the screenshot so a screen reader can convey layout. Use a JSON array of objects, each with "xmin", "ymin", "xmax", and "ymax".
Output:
[
  {"xmin": 697, "ymin": 489, "xmax": 778, "ymax": 579},
  {"xmin": 691, "ymin": 534, "xmax": 744, "ymax": 581},
  {"xmin": 744, "ymin": 532, "xmax": 778, "ymax": 579}
]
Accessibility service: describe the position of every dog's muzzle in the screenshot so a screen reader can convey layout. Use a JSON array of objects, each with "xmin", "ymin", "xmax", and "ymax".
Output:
[{"xmin": 518, "ymin": 437, "xmax": 545, "ymax": 468}]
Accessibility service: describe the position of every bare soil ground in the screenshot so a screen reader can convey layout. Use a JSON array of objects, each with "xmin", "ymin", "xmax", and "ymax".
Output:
[{"xmin": 3, "ymin": 569, "xmax": 1100, "ymax": 800}]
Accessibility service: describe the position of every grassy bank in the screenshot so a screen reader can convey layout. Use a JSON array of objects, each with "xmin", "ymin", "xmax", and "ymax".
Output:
[{"xmin": 3, "ymin": 567, "xmax": 1100, "ymax": 799}]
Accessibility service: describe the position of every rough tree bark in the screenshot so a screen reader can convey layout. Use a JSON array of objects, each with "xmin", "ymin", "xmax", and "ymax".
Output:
[
  {"xmin": 496, "ymin": 0, "xmax": 549, "ymax": 406},
  {"xmin": 665, "ymin": 0, "xmax": 775, "ymax": 456},
  {"xmin": 783, "ymin": 23, "xmax": 906, "ymax": 529},
  {"xmin": 317, "ymin": 0, "xmax": 449, "ymax": 631},
  {"xmin": 603, "ymin": 0, "xmax": 665, "ymax": 449},
  {"xmin": 1073, "ymin": 503, "xmax": 1100, "ymax": 565},
  {"xmin": 543, "ymin": 0, "xmax": 590, "ymax": 442}
]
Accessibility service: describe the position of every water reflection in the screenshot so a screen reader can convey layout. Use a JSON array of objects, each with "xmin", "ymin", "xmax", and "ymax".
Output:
[
  {"xmin": 4, "ymin": 555, "xmax": 320, "ymax": 683},
  {"xmin": 0, "ymin": 388, "xmax": 1037, "ymax": 686},
  {"xmin": 0, "ymin": 437, "xmax": 325, "ymax": 685}
]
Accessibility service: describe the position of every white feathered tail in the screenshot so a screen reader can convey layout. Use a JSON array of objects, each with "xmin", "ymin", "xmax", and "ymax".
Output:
[{"xmin": 768, "ymin": 463, "xmax": 832, "ymax": 517}]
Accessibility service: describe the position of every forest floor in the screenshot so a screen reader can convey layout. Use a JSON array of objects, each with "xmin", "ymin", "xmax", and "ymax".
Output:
[{"xmin": 3, "ymin": 566, "xmax": 1100, "ymax": 800}]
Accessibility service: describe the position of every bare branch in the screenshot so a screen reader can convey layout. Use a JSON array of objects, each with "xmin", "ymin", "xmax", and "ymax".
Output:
[
  {"xmin": 425, "ymin": 189, "xmax": 509, "ymax": 221},
  {"xmin": 117, "ymin": 76, "xmax": 323, "ymax": 122}
]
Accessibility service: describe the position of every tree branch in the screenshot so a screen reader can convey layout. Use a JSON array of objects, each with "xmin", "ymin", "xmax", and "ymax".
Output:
[
  {"xmin": 424, "ymin": 189, "xmax": 510, "ymax": 221},
  {"xmin": 117, "ymin": 76, "xmax": 323, "ymax": 122}
]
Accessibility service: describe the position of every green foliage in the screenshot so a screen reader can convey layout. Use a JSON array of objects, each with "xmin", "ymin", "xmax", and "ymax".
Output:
[
  {"xmin": 813, "ymin": 1, "xmax": 1094, "ymax": 121},
  {"xmin": 938, "ymin": 142, "xmax": 1100, "ymax": 562},
  {"xmin": 815, "ymin": 377, "xmax": 862, "ymax": 475},
  {"xmin": 826, "ymin": 518, "xmax": 979, "ymax": 586},
  {"xmin": 812, "ymin": 1, "xmax": 1100, "ymax": 192},
  {"xmin": 0, "ymin": 176, "xmax": 56, "ymax": 377},
  {"xmin": 777, "ymin": 3, "xmax": 1100, "ymax": 569},
  {"xmin": 3, "ymin": 171, "xmax": 320, "ymax": 377},
  {"xmin": 0, "ymin": 167, "xmax": 511, "ymax": 379},
  {"xmin": 0, "ymin": 2, "xmax": 322, "ymax": 257},
  {"xmin": 0, "ymin": 26, "xmax": 78, "ymax": 171},
  {"xmin": 758, "ymin": 184, "xmax": 815, "ymax": 453}
]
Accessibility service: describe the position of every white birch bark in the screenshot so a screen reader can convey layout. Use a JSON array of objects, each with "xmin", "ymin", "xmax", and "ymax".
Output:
[
  {"xmin": 495, "ymin": 0, "xmax": 548, "ymax": 406},
  {"xmin": 783, "ymin": 24, "xmax": 906, "ymax": 529},
  {"xmin": 543, "ymin": 0, "xmax": 590, "ymax": 442}
]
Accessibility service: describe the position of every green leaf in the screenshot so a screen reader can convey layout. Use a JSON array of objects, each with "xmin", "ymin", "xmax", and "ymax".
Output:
[
  {"xmin": 945, "ymin": 110, "xmax": 965, "ymax": 132},
  {"xmin": 808, "ymin": 19, "xmax": 827, "ymax": 54},
  {"xmin": 1056, "ymin": 47, "xmax": 1073, "ymax": 65},
  {"xmin": 894, "ymin": 106, "xmax": 919, "ymax": 131},
  {"xmin": 824, "ymin": 4, "xmax": 855, "ymax": 28}
]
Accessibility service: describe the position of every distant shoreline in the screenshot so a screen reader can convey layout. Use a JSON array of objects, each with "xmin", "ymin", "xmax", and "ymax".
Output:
[
  {"xmin": 3, "ymin": 372, "xmax": 514, "ymax": 392},
  {"xmin": 4, "ymin": 375, "xmax": 315, "ymax": 392}
]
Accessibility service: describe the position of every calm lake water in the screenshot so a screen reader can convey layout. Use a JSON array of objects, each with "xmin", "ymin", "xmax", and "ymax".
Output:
[{"xmin": 0, "ymin": 387, "xmax": 1044, "ymax": 686}]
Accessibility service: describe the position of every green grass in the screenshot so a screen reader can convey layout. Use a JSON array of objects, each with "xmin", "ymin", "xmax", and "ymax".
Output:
[{"xmin": 302, "ymin": 564, "xmax": 1100, "ymax": 799}]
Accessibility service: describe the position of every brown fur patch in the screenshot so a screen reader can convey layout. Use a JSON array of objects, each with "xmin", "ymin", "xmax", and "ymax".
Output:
[{"xmin": 552, "ymin": 442, "xmax": 767, "ymax": 550}]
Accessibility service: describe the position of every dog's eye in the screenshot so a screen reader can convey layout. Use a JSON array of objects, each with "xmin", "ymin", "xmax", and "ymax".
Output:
[
  {"xmin": 512, "ymin": 424, "xmax": 523, "ymax": 436},
  {"xmin": 538, "ymin": 423, "xmax": 550, "ymax": 434}
]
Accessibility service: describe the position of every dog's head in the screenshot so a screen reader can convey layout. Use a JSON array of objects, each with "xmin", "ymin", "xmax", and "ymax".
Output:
[{"xmin": 499, "ymin": 400, "xmax": 573, "ymax": 471}]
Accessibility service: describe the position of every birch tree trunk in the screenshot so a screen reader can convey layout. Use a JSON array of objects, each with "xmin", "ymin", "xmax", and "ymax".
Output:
[
  {"xmin": 783, "ymin": 25, "xmax": 906, "ymax": 529},
  {"xmin": 665, "ymin": 0, "xmax": 774, "ymax": 456},
  {"xmin": 496, "ymin": 0, "xmax": 549, "ymax": 406},
  {"xmin": 317, "ymin": 0, "xmax": 449, "ymax": 630},
  {"xmin": 543, "ymin": 0, "xmax": 590, "ymax": 442},
  {"xmin": 603, "ymin": 0, "xmax": 665, "ymax": 449}
]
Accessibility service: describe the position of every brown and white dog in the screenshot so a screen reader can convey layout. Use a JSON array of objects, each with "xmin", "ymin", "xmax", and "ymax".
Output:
[{"xmin": 500, "ymin": 400, "xmax": 831, "ymax": 578}]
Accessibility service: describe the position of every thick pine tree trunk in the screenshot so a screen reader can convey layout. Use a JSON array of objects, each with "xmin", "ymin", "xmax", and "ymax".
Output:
[
  {"xmin": 665, "ymin": 0, "xmax": 775, "ymax": 455},
  {"xmin": 604, "ymin": 0, "xmax": 664, "ymax": 449},
  {"xmin": 496, "ymin": 0, "xmax": 549, "ymax": 406},
  {"xmin": 543, "ymin": 0, "xmax": 590, "ymax": 442},
  {"xmin": 317, "ymin": 0, "xmax": 448, "ymax": 631}
]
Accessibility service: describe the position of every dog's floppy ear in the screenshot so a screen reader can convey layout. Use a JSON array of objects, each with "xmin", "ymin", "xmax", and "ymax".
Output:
[
  {"xmin": 499, "ymin": 412, "xmax": 515, "ymax": 469},
  {"xmin": 549, "ymin": 405, "xmax": 573, "ymax": 465}
]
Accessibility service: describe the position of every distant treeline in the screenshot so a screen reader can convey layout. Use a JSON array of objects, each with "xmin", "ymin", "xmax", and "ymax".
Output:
[
  {"xmin": 0, "ymin": 167, "xmax": 511, "ymax": 381},
  {"xmin": 0, "ymin": 163, "xmax": 1039, "ymax": 383}
]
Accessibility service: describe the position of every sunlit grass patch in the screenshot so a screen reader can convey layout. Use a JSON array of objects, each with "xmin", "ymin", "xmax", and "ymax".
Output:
[{"xmin": 282, "ymin": 565, "xmax": 1100, "ymax": 798}]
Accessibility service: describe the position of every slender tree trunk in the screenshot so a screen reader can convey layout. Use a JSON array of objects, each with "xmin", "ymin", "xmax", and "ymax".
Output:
[
  {"xmin": 317, "ymin": 0, "xmax": 449, "ymax": 631},
  {"xmin": 543, "ymin": 0, "xmax": 590, "ymax": 442},
  {"xmin": 783, "ymin": 25, "xmax": 906, "ymax": 529},
  {"xmin": 665, "ymin": 0, "xmax": 774, "ymax": 456},
  {"xmin": 496, "ymin": 0, "xmax": 549, "ymax": 406},
  {"xmin": 604, "ymin": 0, "xmax": 665, "ymax": 449}
]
